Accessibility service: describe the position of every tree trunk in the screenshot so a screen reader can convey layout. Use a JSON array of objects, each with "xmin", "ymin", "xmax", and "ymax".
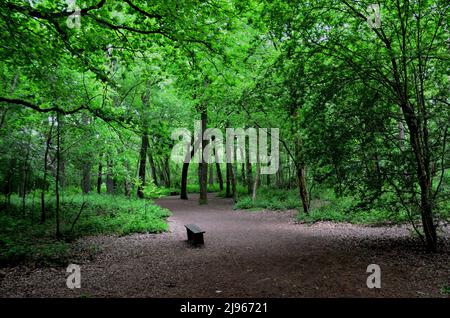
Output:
[
  {"xmin": 81, "ymin": 163, "xmax": 91, "ymax": 194},
  {"xmin": 246, "ymin": 147, "xmax": 253, "ymax": 195},
  {"xmin": 386, "ymin": 32, "xmax": 437, "ymax": 250},
  {"xmin": 209, "ymin": 162, "xmax": 214, "ymax": 186},
  {"xmin": 97, "ymin": 160, "xmax": 102, "ymax": 194},
  {"xmin": 41, "ymin": 120, "xmax": 54, "ymax": 223},
  {"xmin": 148, "ymin": 153, "xmax": 158, "ymax": 186},
  {"xmin": 214, "ymin": 143, "xmax": 223, "ymax": 191},
  {"xmin": 287, "ymin": 158, "xmax": 292, "ymax": 189},
  {"xmin": 59, "ymin": 158, "xmax": 66, "ymax": 189},
  {"xmin": 181, "ymin": 137, "xmax": 200, "ymax": 200},
  {"xmin": 137, "ymin": 130, "xmax": 149, "ymax": 199},
  {"xmin": 231, "ymin": 163, "xmax": 237, "ymax": 203},
  {"xmin": 180, "ymin": 161, "xmax": 190, "ymax": 200},
  {"xmin": 276, "ymin": 159, "xmax": 283, "ymax": 187},
  {"xmin": 297, "ymin": 165, "xmax": 310, "ymax": 214},
  {"xmin": 55, "ymin": 112, "xmax": 61, "ymax": 238},
  {"xmin": 402, "ymin": 102, "xmax": 437, "ymax": 251},
  {"xmin": 124, "ymin": 160, "xmax": 131, "ymax": 198},
  {"xmin": 20, "ymin": 138, "xmax": 31, "ymax": 198},
  {"xmin": 226, "ymin": 162, "xmax": 232, "ymax": 198},
  {"xmin": 199, "ymin": 108, "xmax": 208, "ymax": 204},
  {"xmin": 216, "ymin": 163, "xmax": 223, "ymax": 191},
  {"xmin": 154, "ymin": 159, "xmax": 164, "ymax": 186},
  {"xmin": 106, "ymin": 159, "xmax": 114, "ymax": 194},
  {"xmin": 163, "ymin": 156, "xmax": 171, "ymax": 188},
  {"xmin": 252, "ymin": 160, "xmax": 260, "ymax": 202},
  {"xmin": 21, "ymin": 143, "xmax": 30, "ymax": 217}
]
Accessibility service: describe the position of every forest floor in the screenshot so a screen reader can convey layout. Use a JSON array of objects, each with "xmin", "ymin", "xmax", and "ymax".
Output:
[{"xmin": 1, "ymin": 193, "xmax": 449, "ymax": 297}]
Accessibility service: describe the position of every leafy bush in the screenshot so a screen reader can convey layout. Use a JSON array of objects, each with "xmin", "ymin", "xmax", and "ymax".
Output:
[
  {"xmin": 234, "ymin": 187, "xmax": 424, "ymax": 225},
  {"xmin": 441, "ymin": 285, "xmax": 450, "ymax": 295},
  {"xmin": 143, "ymin": 181, "xmax": 167, "ymax": 199},
  {"xmin": 0, "ymin": 193, "xmax": 170, "ymax": 266},
  {"xmin": 162, "ymin": 183, "xmax": 225, "ymax": 196},
  {"xmin": 234, "ymin": 186, "xmax": 301, "ymax": 211},
  {"xmin": 217, "ymin": 184, "xmax": 248, "ymax": 198},
  {"xmin": 234, "ymin": 197, "xmax": 254, "ymax": 209},
  {"xmin": 297, "ymin": 194, "xmax": 411, "ymax": 225}
]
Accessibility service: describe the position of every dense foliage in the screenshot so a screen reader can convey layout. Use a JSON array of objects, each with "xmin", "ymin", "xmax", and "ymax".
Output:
[{"xmin": 0, "ymin": 0, "xmax": 448, "ymax": 261}]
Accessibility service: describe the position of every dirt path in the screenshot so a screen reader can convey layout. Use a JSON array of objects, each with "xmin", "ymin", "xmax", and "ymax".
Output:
[{"xmin": 1, "ymin": 194, "xmax": 449, "ymax": 297}]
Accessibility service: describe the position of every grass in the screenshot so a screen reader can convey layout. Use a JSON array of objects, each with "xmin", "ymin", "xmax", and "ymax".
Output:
[
  {"xmin": 178, "ymin": 179, "xmax": 449, "ymax": 227},
  {"xmin": 296, "ymin": 198, "xmax": 408, "ymax": 225},
  {"xmin": 217, "ymin": 184, "xmax": 248, "ymax": 198},
  {"xmin": 0, "ymin": 193, "xmax": 170, "ymax": 267},
  {"xmin": 298, "ymin": 189, "xmax": 449, "ymax": 225},
  {"xmin": 234, "ymin": 186, "xmax": 301, "ymax": 211},
  {"xmin": 233, "ymin": 186, "xmax": 450, "ymax": 226},
  {"xmin": 441, "ymin": 285, "xmax": 450, "ymax": 295},
  {"xmin": 161, "ymin": 183, "xmax": 223, "ymax": 196},
  {"xmin": 162, "ymin": 183, "xmax": 248, "ymax": 198}
]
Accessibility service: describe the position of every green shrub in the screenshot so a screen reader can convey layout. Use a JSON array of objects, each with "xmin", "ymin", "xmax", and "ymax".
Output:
[
  {"xmin": 234, "ymin": 187, "xmax": 421, "ymax": 226},
  {"xmin": 233, "ymin": 186, "xmax": 300, "ymax": 211},
  {"xmin": 297, "ymin": 193, "xmax": 412, "ymax": 225},
  {"xmin": 159, "ymin": 182, "xmax": 235, "ymax": 196},
  {"xmin": 143, "ymin": 181, "xmax": 166, "ymax": 199},
  {"xmin": 234, "ymin": 197, "xmax": 254, "ymax": 209},
  {"xmin": 217, "ymin": 184, "xmax": 248, "ymax": 198},
  {"xmin": 441, "ymin": 285, "xmax": 450, "ymax": 295},
  {"xmin": 0, "ymin": 193, "xmax": 170, "ymax": 266}
]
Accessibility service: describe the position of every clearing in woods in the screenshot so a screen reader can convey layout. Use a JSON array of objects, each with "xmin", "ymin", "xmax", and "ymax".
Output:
[{"xmin": 1, "ymin": 194, "xmax": 449, "ymax": 298}]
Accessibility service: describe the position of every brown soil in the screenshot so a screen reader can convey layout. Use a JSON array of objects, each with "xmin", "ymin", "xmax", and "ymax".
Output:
[{"xmin": 1, "ymin": 194, "xmax": 449, "ymax": 298}]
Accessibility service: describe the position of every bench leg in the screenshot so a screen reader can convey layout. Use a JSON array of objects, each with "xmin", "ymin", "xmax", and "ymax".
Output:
[
  {"xmin": 187, "ymin": 229, "xmax": 193, "ymax": 241},
  {"xmin": 193, "ymin": 233, "xmax": 204, "ymax": 245}
]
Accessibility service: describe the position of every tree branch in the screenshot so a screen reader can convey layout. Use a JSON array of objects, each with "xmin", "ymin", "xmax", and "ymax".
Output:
[
  {"xmin": 123, "ymin": 0, "xmax": 162, "ymax": 20},
  {"xmin": 0, "ymin": 97, "xmax": 85, "ymax": 114}
]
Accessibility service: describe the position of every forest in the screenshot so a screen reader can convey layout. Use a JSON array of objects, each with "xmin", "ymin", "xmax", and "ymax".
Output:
[{"xmin": 0, "ymin": 0, "xmax": 449, "ymax": 298}]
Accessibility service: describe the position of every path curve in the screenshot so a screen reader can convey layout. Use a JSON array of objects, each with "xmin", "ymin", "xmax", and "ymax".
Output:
[{"xmin": 1, "ymin": 194, "xmax": 449, "ymax": 297}]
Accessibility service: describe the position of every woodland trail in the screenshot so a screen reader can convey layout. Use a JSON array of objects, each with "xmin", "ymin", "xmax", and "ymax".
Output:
[{"xmin": 1, "ymin": 194, "xmax": 449, "ymax": 297}]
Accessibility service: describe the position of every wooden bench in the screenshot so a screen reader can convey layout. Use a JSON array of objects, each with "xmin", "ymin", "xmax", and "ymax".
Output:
[{"xmin": 185, "ymin": 224, "xmax": 205, "ymax": 245}]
